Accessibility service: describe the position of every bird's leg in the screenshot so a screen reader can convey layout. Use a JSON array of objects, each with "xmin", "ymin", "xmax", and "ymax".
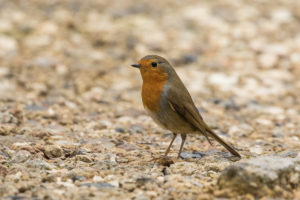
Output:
[
  {"xmin": 149, "ymin": 133, "xmax": 177, "ymax": 163},
  {"xmin": 178, "ymin": 133, "xmax": 187, "ymax": 158},
  {"xmin": 164, "ymin": 133, "xmax": 177, "ymax": 156}
]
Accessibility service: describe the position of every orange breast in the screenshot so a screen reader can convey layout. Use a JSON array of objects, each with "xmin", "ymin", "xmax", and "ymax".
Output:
[
  {"xmin": 139, "ymin": 60, "xmax": 168, "ymax": 112},
  {"xmin": 142, "ymin": 79, "xmax": 166, "ymax": 112}
]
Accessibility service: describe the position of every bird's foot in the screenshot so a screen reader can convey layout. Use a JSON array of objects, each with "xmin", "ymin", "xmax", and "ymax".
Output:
[{"xmin": 149, "ymin": 155, "xmax": 174, "ymax": 167}]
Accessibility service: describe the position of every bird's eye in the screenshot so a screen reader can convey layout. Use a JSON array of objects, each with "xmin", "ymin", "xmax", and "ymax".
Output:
[{"xmin": 151, "ymin": 62, "xmax": 157, "ymax": 67}]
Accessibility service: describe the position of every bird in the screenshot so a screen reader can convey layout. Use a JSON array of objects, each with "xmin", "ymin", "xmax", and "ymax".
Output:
[{"xmin": 131, "ymin": 55, "xmax": 241, "ymax": 159}]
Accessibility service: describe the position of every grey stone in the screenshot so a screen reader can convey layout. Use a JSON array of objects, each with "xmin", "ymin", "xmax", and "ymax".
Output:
[
  {"xmin": 75, "ymin": 155, "xmax": 92, "ymax": 163},
  {"xmin": 136, "ymin": 177, "xmax": 155, "ymax": 187},
  {"xmin": 180, "ymin": 152, "xmax": 204, "ymax": 159},
  {"xmin": 0, "ymin": 112, "xmax": 17, "ymax": 124},
  {"xmin": 135, "ymin": 194, "xmax": 150, "ymax": 200},
  {"xmin": 43, "ymin": 145, "xmax": 63, "ymax": 159},
  {"xmin": 63, "ymin": 172, "xmax": 86, "ymax": 182},
  {"xmin": 10, "ymin": 150, "xmax": 31, "ymax": 163},
  {"xmin": 218, "ymin": 155, "xmax": 300, "ymax": 197},
  {"xmin": 24, "ymin": 104, "xmax": 46, "ymax": 111},
  {"xmin": 26, "ymin": 159, "xmax": 55, "ymax": 170},
  {"xmin": 30, "ymin": 57, "xmax": 58, "ymax": 68},
  {"xmin": 79, "ymin": 182, "xmax": 115, "ymax": 189},
  {"xmin": 115, "ymin": 127, "xmax": 125, "ymax": 133},
  {"xmin": 129, "ymin": 124, "xmax": 144, "ymax": 134}
]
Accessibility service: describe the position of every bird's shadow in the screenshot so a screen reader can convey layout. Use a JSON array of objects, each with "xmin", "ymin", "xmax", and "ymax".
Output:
[
  {"xmin": 147, "ymin": 150, "xmax": 241, "ymax": 167},
  {"xmin": 180, "ymin": 150, "xmax": 241, "ymax": 162}
]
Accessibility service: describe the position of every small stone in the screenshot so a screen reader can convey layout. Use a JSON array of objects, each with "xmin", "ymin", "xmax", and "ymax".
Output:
[
  {"xmin": 258, "ymin": 53, "xmax": 278, "ymax": 69},
  {"xmin": 63, "ymin": 172, "xmax": 86, "ymax": 182},
  {"xmin": 208, "ymin": 73, "xmax": 238, "ymax": 92},
  {"xmin": 24, "ymin": 104, "xmax": 45, "ymax": 111},
  {"xmin": 129, "ymin": 124, "xmax": 144, "ymax": 133},
  {"xmin": 115, "ymin": 127, "xmax": 126, "ymax": 133},
  {"xmin": 264, "ymin": 43, "xmax": 289, "ymax": 57},
  {"xmin": 26, "ymin": 159, "xmax": 56, "ymax": 170},
  {"xmin": 145, "ymin": 191, "xmax": 157, "ymax": 198},
  {"xmin": 249, "ymin": 146, "xmax": 263, "ymax": 155},
  {"xmin": 280, "ymin": 151, "xmax": 298, "ymax": 158},
  {"xmin": 0, "ymin": 35, "xmax": 18, "ymax": 53},
  {"xmin": 255, "ymin": 118, "xmax": 273, "ymax": 126},
  {"xmin": 79, "ymin": 182, "xmax": 115, "ymax": 189},
  {"xmin": 3, "ymin": 195, "xmax": 26, "ymax": 200},
  {"xmin": 31, "ymin": 57, "xmax": 58, "ymax": 68},
  {"xmin": 42, "ymin": 175, "xmax": 56, "ymax": 183},
  {"xmin": 0, "ymin": 165, "xmax": 8, "ymax": 177},
  {"xmin": 272, "ymin": 9, "xmax": 292, "ymax": 23},
  {"xmin": 10, "ymin": 150, "xmax": 31, "ymax": 163},
  {"xmin": 135, "ymin": 194, "xmax": 150, "ymax": 200},
  {"xmin": 39, "ymin": 21, "xmax": 58, "ymax": 34},
  {"xmin": 136, "ymin": 177, "xmax": 155, "ymax": 187},
  {"xmin": 0, "ymin": 112, "xmax": 18, "ymax": 124},
  {"xmin": 43, "ymin": 145, "xmax": 63, "ymax": 159},
  {"xmin": 0, "ymin": 124, "xmax": 17, "ymax": 136},
  {"xmin": 122, "ymin": 181, "xmax": 136, "ymax": 192},
  {"xmin": 177, "ymin": 53, "xmax": 198, "ymax": 65},
  {"xmin": 98, "ymin": 120, "xmax": 112, "ymax": 129},
  {"xmin": 180, "ymin": 152, "xmax": 204, "ymax": 159},
  {"xmin": 87, "ymin": 120, "xmax": 112, "ymax": 130},
  {"xmin": 11, "ymin": 142, "xmax": 31, "ymax": 150},
  {"xmin": 93, "ymin": 175, "xmax": 104, "ymax": 182},
  {"xmin": 75, "ymin": 155, "xmax": 92, "ymax": 163},
  {"xmin": 108, "ymin": 180, "xmax": 119, "ymax": 188},
  {"xmin": 0, "ymin": 20, "xmax": 12, "ymax": 32},
  {"xmin": 228, "ymin": 124, "xmax": 254, "ymax": 137},
  {"xmin": 272, "ymin": 128, "xmax": 283, "ymax": 137}
]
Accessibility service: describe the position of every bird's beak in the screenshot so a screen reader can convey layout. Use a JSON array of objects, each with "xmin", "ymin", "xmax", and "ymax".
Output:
[{"xmin": 131, "ymin": 64, "xmax": 141, "ymax": 68}]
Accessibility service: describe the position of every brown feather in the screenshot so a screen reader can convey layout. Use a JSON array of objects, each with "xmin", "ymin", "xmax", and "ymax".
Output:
[{"xmin": 166, "ymin": 72, "xmax": 241, "ymax": 158}]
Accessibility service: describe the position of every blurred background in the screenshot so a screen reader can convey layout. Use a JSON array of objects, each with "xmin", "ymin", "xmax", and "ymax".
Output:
[{"xmin": 0, "ymin": 0, "xmax": 300, "ymax": 199}]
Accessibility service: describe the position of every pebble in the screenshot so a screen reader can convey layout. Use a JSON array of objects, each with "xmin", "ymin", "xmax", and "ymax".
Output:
[
  {"xmin": 180, "ymin": 152, "xmax": 204, "ymax": 159},
  {"xmin": 0, "ymin": 165, "xmax": 8, "ymax": 176},
  {"xmin": 115, "ymin": 127, "xmax": 126, "ymax": 133},
  {"xmin": 63, "ymin": 172, "xmax": 86, "ymax": 182},
  {"xmin": 258, "ymin": 53, "xmax": 278, "ymax": 69},
  {"xmin": 129, "ymin": 124, "xmax": 144, "ymax": 134},
  {"xmin": 26, "ymin": 159, "xmax": 56, "ymax": 170},
  {"xmin": 79, "ymin": 182, "xmax": 115, "ymax": 189},
  {"xmin": 10, "ymin": 150, "xmax": 31, "ymax": 163},
  {"xmin": 30, "ymin": 57, "xmax": 58, "ymax": 68},
  {"xmin": 272, "ymin": 9, "xmax": 292, "ymax": 23},
  {"xmin": 43, "ymin": 145, "xmax": 63, "ymax": 159},
  {"xmin": 0, "ymin": 124, "xmax": 17, "ymax": 136},
  {"xmin": 208, "ymin": 73, "xmax": 238, "ymax": 91},
  {"xmin": 0, "ymin": 112, "xmax": 18, "ymax": 124},
  {"xmin": 249, "ymin": 146, "xmax": 263, "ymax": 155},
  {"xmin": 75, "ymin": 155, "xmax": 92, "ymax": 163},
  {"xmin": 24, "ymin": 104, "xmax": 45, "ymax": 111},
  {"xmin": 135, "ymin": 194, "xmax": 150, "ymax": 200},
  {"xmin": 93, "ymin": 176, "xmax": 104, "ymax": 182},
  {"xmin": 255, "ymin": 118, "xmax": 273, "ymax": 126},
  {"xmin": 228, "ymin": 124, "xmax": 254, "ymax": 137},
  {"xmin": 0, "ymin": 35, "xmax": 18, "ymax": 53}
]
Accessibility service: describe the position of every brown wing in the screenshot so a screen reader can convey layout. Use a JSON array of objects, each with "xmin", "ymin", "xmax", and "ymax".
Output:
[
  {"xmin": 166, "ymin": 81, "xmax": 241, "ymax": 158},
  {"xmin": 166, "ymin": 85, "xmax": 212, "ymax": 143}
]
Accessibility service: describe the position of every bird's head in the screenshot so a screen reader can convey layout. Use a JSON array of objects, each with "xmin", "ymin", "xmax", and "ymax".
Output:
[{"xmin": 131, "ymin": 55, "xmax": 174, "ymax": 82}]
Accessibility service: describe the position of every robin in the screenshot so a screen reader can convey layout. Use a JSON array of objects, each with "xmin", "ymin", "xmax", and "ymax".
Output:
[{"xmin": 131, "ymin": 55, "xmax": 241, "ymax": 159}]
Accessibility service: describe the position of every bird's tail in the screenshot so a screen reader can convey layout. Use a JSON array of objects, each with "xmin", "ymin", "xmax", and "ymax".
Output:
[{"xmin": 206, "ymin": 127, "xmax": 241, "ymax": 158}]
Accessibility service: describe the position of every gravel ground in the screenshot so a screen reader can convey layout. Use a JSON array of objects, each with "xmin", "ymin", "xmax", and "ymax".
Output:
[{"xmin": 0, "ymin": 0, "xmax": 300, "ymax": 199}]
